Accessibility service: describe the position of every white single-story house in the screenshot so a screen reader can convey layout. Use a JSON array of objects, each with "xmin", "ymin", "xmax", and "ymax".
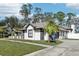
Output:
[
  {"xmin": 9, "ymin": 22, "xmax": 73, "ymax": 40},
  {"xmin": 22, "ymin": 22, "xmax": 49, "ymax": 40}
]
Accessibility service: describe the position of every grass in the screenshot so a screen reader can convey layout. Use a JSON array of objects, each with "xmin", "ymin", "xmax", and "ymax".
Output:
[
  {"xmin": 8, "ymin": 39, "xmax": 62, "ymax": 46},
  {"xmin": 0, "ymin": 40, "xmax": 45, "ymax": 56}
]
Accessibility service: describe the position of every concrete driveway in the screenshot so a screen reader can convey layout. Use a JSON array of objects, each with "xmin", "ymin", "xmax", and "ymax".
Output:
[
  {"xmin": 58, "ymin": 39, "xmax": 79, "ymax": 56},
  {"xmin": 27, "ymin": 39, "xmax": 79, "ymax": 56}
]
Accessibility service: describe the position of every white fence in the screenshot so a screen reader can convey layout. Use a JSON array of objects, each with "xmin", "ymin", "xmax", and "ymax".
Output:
[
  {"xmin": 67, "ymin": 33, "xmax": 79, "ymax": 39},
  {"xmin": 9, "ymin": 36, "xmax": 23, "ymax": 39}
]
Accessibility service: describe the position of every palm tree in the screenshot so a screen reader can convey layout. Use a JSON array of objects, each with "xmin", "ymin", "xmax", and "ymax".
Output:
[{"xmin": 44, "ymin": 21, "xmax": 59, "ymax": 44}]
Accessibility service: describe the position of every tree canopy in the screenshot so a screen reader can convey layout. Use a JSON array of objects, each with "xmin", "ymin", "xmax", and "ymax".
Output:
[
  {"xmin": 45, "ymin": 21, "xmax": 59, "ymax": 35},
  {"xmin": 55, "ymin": 11, "xmax": 65, "ymax": 25},
  {"xmin": 0, "ymin": 3, "xmax": 77, "ymax": 38}
]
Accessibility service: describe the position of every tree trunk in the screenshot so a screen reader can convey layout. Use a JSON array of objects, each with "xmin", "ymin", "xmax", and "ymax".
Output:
[{"xmin": 48, "ymin": 35, "xmax": 51, "ymax": 45}]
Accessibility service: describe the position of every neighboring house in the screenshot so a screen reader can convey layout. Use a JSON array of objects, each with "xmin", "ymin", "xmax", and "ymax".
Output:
[
  {"xmin": 9, "ymin": 22, "xmax": 72, "ymax": 40},
  {"xmin": 67, "ymin": 24, "xmax": 79, "ymax": 39},
  {"xmin": 59, "ymin": 26, "xmax": 72, "ymax": 39},
  {"xmin": 66, "ymin": 17, "xmax": 79, "ymax": 39}
]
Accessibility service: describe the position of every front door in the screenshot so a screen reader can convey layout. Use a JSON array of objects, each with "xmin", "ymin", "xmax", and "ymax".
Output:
[{"xmin": 40, "ymin": 29, "xmax": 44, "ymax": 40}]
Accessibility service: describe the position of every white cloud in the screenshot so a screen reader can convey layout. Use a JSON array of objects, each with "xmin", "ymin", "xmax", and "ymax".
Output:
[
  {"xmin": 76, "ymin": 14, "xmax": 79, "ymax": 17},
  {"xmin": 66, "ymin": 3, "xmax": 79, "ymax": 9},
  {"xmin": 0, "ymin": 3, "xmax": 34, "ymax": 20},
  {"xmin": 0, "ymin": 3, "xmax": 23, "ymax": 17},
  {"xmin": 0, "ymin": 0, "xmax": 27, "ymax": 3}
]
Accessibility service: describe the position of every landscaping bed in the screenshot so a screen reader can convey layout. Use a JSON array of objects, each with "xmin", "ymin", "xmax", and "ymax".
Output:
[{"xmin": 0, "ymin": 40, "xmax": 45, "ymax": 56}]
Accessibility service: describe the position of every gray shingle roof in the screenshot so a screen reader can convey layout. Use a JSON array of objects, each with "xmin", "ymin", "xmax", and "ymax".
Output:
[
  {"xmin": 31, "ymin": 22, "xmax": 46, "ymax": 28},
  {"xmin": 23, "ymin": 22, "xmax": 46, "ymax": 30},
  {"xmin": 23, "ymin": 22, "xmax": 72, "ymax": 31}
]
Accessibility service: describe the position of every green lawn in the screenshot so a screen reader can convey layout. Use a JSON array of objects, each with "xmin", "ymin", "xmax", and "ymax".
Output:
[
  {"xmin": 0, "ymin": 40, "xmax": 45, "ymax": 56},
  {"xmin": 9, "ymin": 39, "xmax": 62, "ymax": 46}
]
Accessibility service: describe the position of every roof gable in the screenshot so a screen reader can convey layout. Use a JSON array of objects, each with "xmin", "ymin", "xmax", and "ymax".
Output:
[
  {"xmin": 23, "ymin": 24, "xmax": 35, "ymax": 30},
  {"xmin": 23, "ymin": 22, "xmax": 46, "ymax": 30}
]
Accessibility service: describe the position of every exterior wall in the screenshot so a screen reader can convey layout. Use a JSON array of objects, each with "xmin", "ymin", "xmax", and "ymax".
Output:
[
  {"xmin": 44, "ymin": 32, "xmax": 49, "ymax": 40},
  {"xmin": 34, "ymin": 31, "xmax": 41, "ymax": 40},
  {"xmin": 59, "ymin": 31, "xmax": 64, "ymax": 39},
  {"xmin": 67, "ymin": 33, "xmax": 79, "ymax": 39},
  {"xmin": 40, "ymin": 31, "xmax": 44, "ymax": 40},
  {"xmin": 24, "ymin": 25, "xmax": 49, "ymax": 40},
  {"xmin": 24, "ymin": 33, "xmax": 28, "ymax": 40},
  {"xmin": 24, "ymin": 25, "xmax": 42, "ymax": 40},
  {"xmin": 59, "ymin": 31, "xmax": 68, "ymax": 39},
  {"xmin": 24, "ymin": 25, "xmax": 35, "ymax": 40},
  {"xmin": 71, "ymin": 24, "xmax": 75, "ymax": 33}
]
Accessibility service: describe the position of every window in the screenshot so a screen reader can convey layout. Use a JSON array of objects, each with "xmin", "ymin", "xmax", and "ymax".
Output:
[{"xmin": 28, "ymin": 29, "xmax": 33, "ymax": 38}]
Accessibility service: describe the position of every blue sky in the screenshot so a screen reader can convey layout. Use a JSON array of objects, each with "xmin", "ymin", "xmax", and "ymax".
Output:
[
  {"xmin": 32, "ymin": 3, "xmax": 77, "ymax": 14},
  {"xmin": 0, "ymin": 3, "xmax": 79, "ymax": 20}
]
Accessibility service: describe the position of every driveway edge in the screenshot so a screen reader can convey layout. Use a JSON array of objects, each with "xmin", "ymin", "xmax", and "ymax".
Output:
[{"xmin": 25, "ymin": 46, "xmax": 54, "ymax": 56}]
